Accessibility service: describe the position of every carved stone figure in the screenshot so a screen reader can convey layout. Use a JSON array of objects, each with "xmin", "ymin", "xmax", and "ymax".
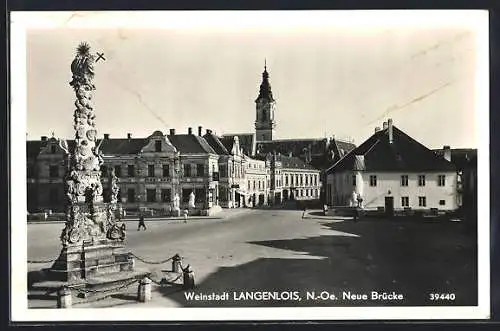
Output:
[
  {"xmin": 59, "ymin": 42, "xmax": 126, "ymax": 247},
  {"xmin": 188, "ymin": 191, "xmax": 196, "ymax": 209}
]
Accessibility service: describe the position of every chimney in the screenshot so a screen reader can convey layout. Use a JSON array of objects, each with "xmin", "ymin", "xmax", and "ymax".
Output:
[
  {"xmin": 443, "ymin": 145, "xmax": 451, "ymax": 162},
  {"xmin": 388, "ymin": 119, "xmax": 393, "ymax": 144},
  {"xmin": 382, "ymin": 121, "xmax": 388, "ymax": 130},
  {"xmin": 169, "ymin": 129, "xmax": 175, "ymax": 136},
  {"xmin": 188, "ymin": 127, "xmax": 193, "ymax": 135},
  {"xmin": 198, "ymin": 126, "xmax": 202, "ymax": 136},
  {"xmin": 375, "ymin": 127, "xmax": 381, "ymax": 133},
  {"xmin": 41, "ymin": 136, "xmax": 48, "ymax": 147},
  {"xmin": 127, "ymin": 133, "xmax": 132, "ymax": 140},
  {"xmin": 104, "ymin": 133, "xmax": 110, "ymax": 140},
  {"xmin": 207, "ymin": 129, "xmax": 213, "ymax": 135}
]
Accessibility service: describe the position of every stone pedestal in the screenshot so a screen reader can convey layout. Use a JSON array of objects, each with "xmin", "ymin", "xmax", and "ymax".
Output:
[{"xmin": 49, "ymin": 240, "xmax": 134, "ymax": 283}]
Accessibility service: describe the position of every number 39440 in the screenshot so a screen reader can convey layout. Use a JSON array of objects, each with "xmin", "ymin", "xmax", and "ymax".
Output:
[{"xmin": 429, "ymin": 293, "xmax": 455, "ymax": 301}]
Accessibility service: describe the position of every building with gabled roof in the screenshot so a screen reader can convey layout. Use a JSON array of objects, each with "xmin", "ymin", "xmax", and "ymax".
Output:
[
  {"xmin": 325, "ymin": 119, "xmax": 458, "ymax": 213},
  {"xmin": 26, "ymin": 128, "xmax": 221, "ymax": 214}
]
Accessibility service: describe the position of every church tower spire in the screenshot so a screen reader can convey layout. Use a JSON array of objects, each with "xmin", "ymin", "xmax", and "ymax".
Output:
[{"xmin": 255, "ymin": 60, "xmax": 276, "ymax": 142}]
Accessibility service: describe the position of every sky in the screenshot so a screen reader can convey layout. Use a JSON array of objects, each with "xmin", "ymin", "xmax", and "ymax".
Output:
[{"xmin": 25, "ymin": 11, "xmax": 482, "ymax": 149}]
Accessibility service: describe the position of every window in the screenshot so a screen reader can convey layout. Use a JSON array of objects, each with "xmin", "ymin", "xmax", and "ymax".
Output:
[
  {"xmin": 314, "ymin": 175, "xmax": 318, "ymax": 186},
  {"xmin": 184, "ymin": 164, "xmax": 191, "ymax": 177},
  {"xmin": 401, "ymin": 196, "xmax": 409, "ymax": 207},
  {"xmin": 128, "ymin": 165, "xmax": 135, "ymax": 177},
  {"xmin": 305, "ymin": 175, "xmax": 309, "ymax": 186},
  {"xmin": 285, "ymin": 175, "xmax": 289, "ymax": 186},
  {"xmin": 219, "ymin": 164, "xmax": 227, "ymax": 177},
  {"xmin": 438, "ymin": 175, "xmax": 446, "ymax": 186},
  {"xmin": 248, "ymin": 180, "xmax": 251, "ymax": 190},
  {"xmin": 161, "ymin": 189, "xmax": 171, "ymax": 202},
  {"xmin": 301, "ymin": 190, "xmax": 304, "ymax": 197},
  {"xmin": 369, "ymin": 175, "xmax": 377, "ymax": 187},
  {"xmin": 418, "ymin": 175, "xmax": 426, "ymax": 186},
  {"xmin": 253, "ymin": 181, "xmax": 256, "ymax": 190},
  {"xmin": 147, "ymin": 189, "xmax": 156, "ymax": 202},
  {"xmin": 155, "ymin": 140, "xmax": 162, "ymax": 152},
  {"xmin": 49, "ymin": 165, "xmax": 59, "ymax": 178},
  {"xmin": 114, "ymin": 165, "xmax": 122, "ymax": 177},
  {"xmin": 439, "ymin": 199, "xmax": 446, "ymax": 206},
  {"xmin": 49, "ymin": 187, "xmax": 59, "ymax": 204},
  {"xmin": 258, "ymin": 181, "xmax": 261, "ymax": 190},
  {"xmin": 401, "ymin": 175, "xmax": 408, "ymax": 186},
  {"xmin": 103, "ymin": 188, "xmax": 110, "ymax": 203},
  {"xmin": 163, "ymin": 164, "xmax": 170, "ymax": 177},
  {"xmin": 197, "ymin": 164, "xmax": 205, "ymax": 177},
  {"xmin": 418, "ymin": 196, "xmax": 427, "ymax": 207},
  {"xmin": 50, "ymin": 145, "xmax": 56, "ymax": 154},
  {"xmin": 182, "ymin": 189, "xmax": 191, "ymax": 203},
  {"xmin": 295, "ymin": 175, "xmax": 299, "ymax": 186},
  {"xmin": 300, "ymin": 175, "xmax": 303, "ymax": 186},
  {"xmin": 195, "ymin": 188, "xmax": 205, "ymax": 203},
  {"xmin": 352, "ymin": 175, "xmax": 356, "ymax": 186},
  {"xmin": 127, "ymin": 188, "xmax": 135, "ymax": 203},
  {"xmin": 290, "ymin": 175, "xmax": 294, "ymax": 186},
  {"xmin": 100, "ymin": 165, "xmax": 108, "ymax": 177},
  {"xmin": 148, "ymin": 164, "xmax": 155, "ymax": 177}
]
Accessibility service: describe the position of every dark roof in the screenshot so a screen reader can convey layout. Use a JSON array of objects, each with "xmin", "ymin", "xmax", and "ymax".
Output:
[
  {"xmin": 220, "ymin": 133, "xmax": 256, "ymax": 156},
  {"xmin": 27, "ymin": 133, "xmax": 217, "ymax": 157},
  {"xmin": 276, "ymin": 155, "xmax": 318, "ymax": 170},
  {"xmin": 255, "ymin": 66, "xmax": 274, "ymax": 102},
  {"xmin": 433, "ymin": 148, "xmax": 477, "ymax": 169},
  {"xmin": 203, "ymin": 133, "xmax": 230, "ymax": 155},
  {"xmin": 167, "ymin": 134, "xmax": 216, "ymax": 154},
  {"xmin": 255, "ymin": 138, "xmax": 355, "ymax": 169},
  {"xmin": 327, "ymin": 125, "xmax": 456, "ymax": 173},
  {"xmin": 100, "ymin": 138, "xmax": 149, "ymax": 155}
]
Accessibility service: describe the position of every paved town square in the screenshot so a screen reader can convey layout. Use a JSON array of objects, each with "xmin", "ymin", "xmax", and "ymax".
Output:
[{"xmin": 28, "ymin": 210, "xmax": 477, "ymax": 308}]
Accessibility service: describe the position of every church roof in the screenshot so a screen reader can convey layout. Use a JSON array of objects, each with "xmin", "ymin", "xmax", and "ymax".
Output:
[
  {"xmin": 220, "ymin": 133, "xmax": 256, "ymax": 156},
  {"xmin": 326, "ymin": 124, "xmax": 456, "ymax": 173},
  {"xmin": 255, "ymin": 64, "xmax": 274, "ymax": 102},
  {"xmin": 275, "ymin": 154, "xmax": 319, "ymax": 170}
]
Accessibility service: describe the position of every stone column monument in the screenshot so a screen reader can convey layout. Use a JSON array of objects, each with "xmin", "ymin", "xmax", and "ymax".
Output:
[{"xmin": 45, "ymin": 42, "xmax": 146, "ymax": 291}]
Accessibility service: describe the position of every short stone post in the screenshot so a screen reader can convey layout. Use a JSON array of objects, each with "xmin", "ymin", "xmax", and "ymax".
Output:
[
  {"xmin": 57, "ymin": 286, "xmax": 72, "ymax": 308},
  {"xmin": 172, "ymin": 254, "xmax": 182, "ymax": 273},
  {"xmin": 182, "ymin": 265, "xmax": 195, "ymax": 290},
  {"xmin": 138, "ymin": 277, "xmax": 152, "ymax": 303}
]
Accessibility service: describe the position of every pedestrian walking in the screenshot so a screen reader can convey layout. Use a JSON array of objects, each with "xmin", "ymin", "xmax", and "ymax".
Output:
[
  {"xmin": 137, "ymin": 214, "xmax": 147, "ymax": 231},
  {"xmin": 302, "ymin": 207, "xmax": 307, "ymax": 219},
  {"xmin": 183, "ymin": 209, "xmax": 189, "ymax": 223}
]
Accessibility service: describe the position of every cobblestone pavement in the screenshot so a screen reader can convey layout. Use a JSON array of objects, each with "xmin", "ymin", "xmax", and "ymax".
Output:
[{"xmin": 27, "ymin": 209, "xmax": 476, "ymax": 308}]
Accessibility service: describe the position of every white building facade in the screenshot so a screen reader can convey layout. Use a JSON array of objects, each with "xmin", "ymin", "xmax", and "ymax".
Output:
[{"xmin": 326, "ymin": 119, "xmax": 458, "ymax": 213}]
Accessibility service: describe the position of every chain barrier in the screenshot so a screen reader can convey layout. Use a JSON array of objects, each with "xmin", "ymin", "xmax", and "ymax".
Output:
[
  {"xmin": 28, "ymin": 258, "xmax": 57, "ymax": 264},
  {"xmin": 129, "ymin": 253, "xmax": 176, "ymax": 265},
  {"xmin": 76, "ymin": 278, "xmax": 139, "ymax": 295}
]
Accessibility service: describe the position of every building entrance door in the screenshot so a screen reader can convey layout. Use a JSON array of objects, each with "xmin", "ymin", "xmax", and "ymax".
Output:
[{"xmin": 385, "ymin": 196, "xmax": 394, "ymax": 217}]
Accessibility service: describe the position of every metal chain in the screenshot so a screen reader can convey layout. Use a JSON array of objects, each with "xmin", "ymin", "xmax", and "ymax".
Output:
[
  {"xmin": 76, "ymin": 278, "xmax": 139, "ymax": 294},
  {"xmin": 28, "ymin": 258, "xmax": 57, "ymax": 264},
  {"xmin": 129, "ymin": 253, "xmax": 179, "ymax": 265}
]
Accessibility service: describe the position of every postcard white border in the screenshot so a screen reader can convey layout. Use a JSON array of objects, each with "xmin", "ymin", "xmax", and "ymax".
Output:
[{"xmin": 10, "ymin": 10, "xmax": 490, "ymax": 321}]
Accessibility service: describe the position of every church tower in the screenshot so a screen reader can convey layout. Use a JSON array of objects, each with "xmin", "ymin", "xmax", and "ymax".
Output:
[{"xmin": 255, "ymin": 61, "xmax": 276, "ymax": 142}]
